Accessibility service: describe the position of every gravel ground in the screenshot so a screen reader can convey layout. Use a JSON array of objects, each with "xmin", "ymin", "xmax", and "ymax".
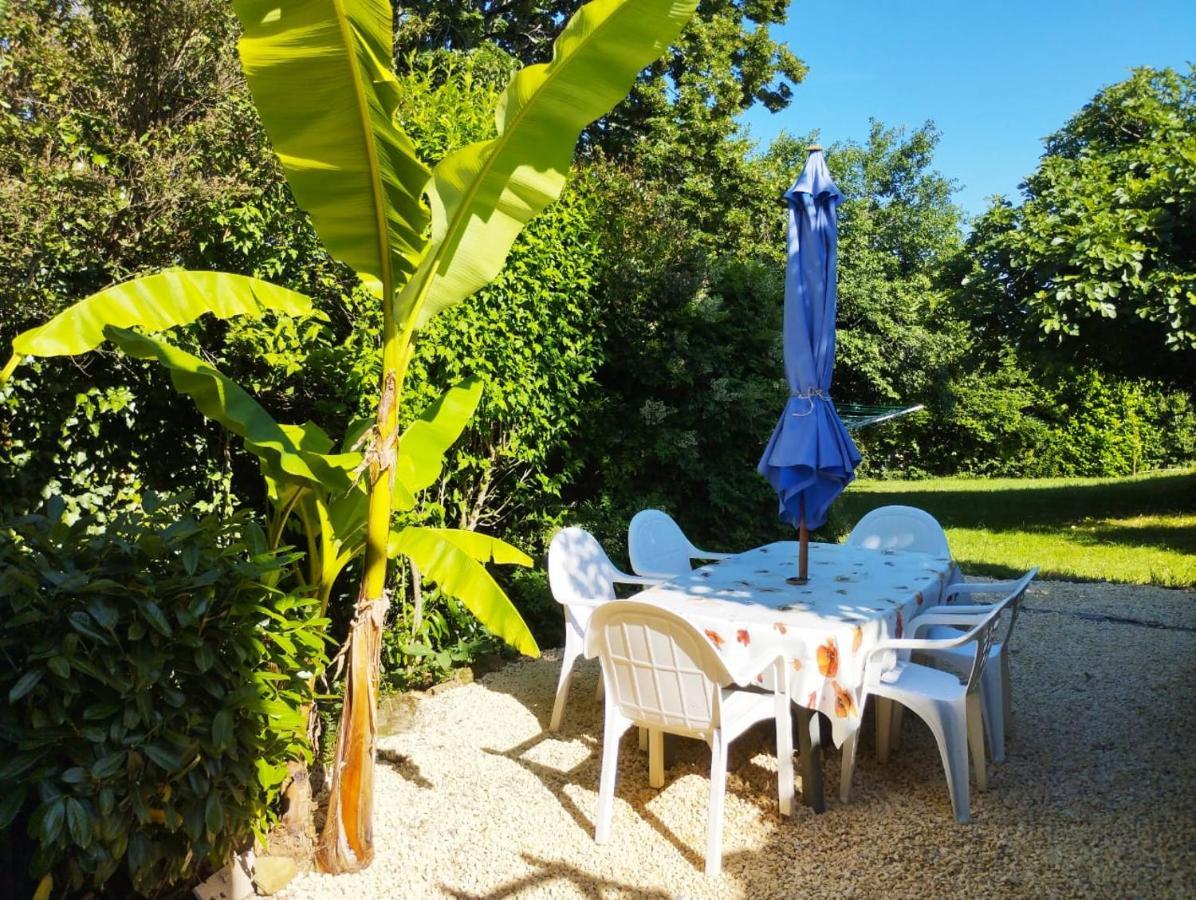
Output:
[{"xmin": 281, "ymin": 581, "xmax": 1196, "ymax": 899}]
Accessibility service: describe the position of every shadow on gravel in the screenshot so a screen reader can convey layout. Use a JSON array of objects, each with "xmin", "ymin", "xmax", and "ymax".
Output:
[{"xmin": 441, "ymin": 852, "xmax": 673, "ymax": 899}]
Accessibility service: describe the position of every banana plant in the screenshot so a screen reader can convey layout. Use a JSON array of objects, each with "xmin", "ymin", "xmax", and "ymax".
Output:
[{"xmin": 3, "ymin": 0, "xmax": 698, "ymax": 873}]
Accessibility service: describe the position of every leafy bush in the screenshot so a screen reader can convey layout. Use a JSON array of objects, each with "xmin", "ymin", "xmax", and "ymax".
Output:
[{"xmin": 0, "ymin": 496, "xmax": 328, "ymax": 896}]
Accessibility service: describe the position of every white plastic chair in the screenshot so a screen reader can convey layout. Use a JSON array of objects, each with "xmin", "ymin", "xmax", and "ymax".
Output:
[
  {"xmin": 586, "ymin": 601, "xmax": 793, "ymax": 876},
  {"xmin": 845, "ymin": 505, "xmax": 953, "ymax": 755},
  {"xmin": 839, "ymin": 603, "xmax": 1007, "ymax": 823},
  {"xmin": 844, "ymin": 504, "xmax": 952, "ymax": 557},
  {"xmin": 546, "ymin": 527, "xmax": 661, "ymax": 732},
  {"xmin": 914, "ymin": 568, "xmax": 1038, "ymax": 763},
  {"xmin": 627, "ymin": 509, "xmax": 734, "ymax": 579}
]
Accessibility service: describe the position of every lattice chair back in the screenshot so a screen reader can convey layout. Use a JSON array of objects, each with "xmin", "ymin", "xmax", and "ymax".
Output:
[
  {"xmin": 628, "ymin": 509, "xmax": 697, "ymax": 579},
  {"xmin": 846, "ymin": 505, "xmax": 951, "ymax": 557},
  {"xmin": 587, "ymin": 601, "xmax": 734, "ymax": 739},
  {"xmin": 997, "ymin": 568, "xmax": 1038, "ymax": 647}
]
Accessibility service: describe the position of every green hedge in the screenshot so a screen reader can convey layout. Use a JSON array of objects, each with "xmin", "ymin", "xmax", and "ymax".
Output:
[{"xmin": 0, "ymin": 496, "xmax": 328, "ymax": 896}]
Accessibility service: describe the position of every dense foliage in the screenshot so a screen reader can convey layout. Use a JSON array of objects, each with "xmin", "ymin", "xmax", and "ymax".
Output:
[
  {"xmin": 957, "ymin": 66, "xmax": 1196, "ymax": 384},
  {"xmin": 0, "ymin": 496, "xmax": 327, "ymax": 896}
]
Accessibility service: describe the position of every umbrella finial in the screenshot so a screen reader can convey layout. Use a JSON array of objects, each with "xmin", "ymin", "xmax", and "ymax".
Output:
[{"xmin": 806, "ymin": 143, "xmax": 823, "ymax": 153}]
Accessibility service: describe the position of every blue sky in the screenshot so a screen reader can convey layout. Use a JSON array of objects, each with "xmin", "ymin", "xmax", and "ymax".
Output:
[{"xmin": 741, "ymin": 0, "xmax": 1196, "ymax": 219}]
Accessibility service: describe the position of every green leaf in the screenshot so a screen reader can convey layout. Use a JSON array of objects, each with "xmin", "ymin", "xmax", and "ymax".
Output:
[
  {"xmin": 389, "ymin": 526, "xmax": 539, "ymax": 657},
  {"xmin": 211, "ymin": 709, "xmax": 234, "ymax": 751},
  {"xmin": 204, "ymin": 790, "xmax": 224, "ymax": 835},
  {"xmin": 47, "ymin": 656, "xmax": 70, "ymax": 679},
  {"xmin": 67, "ymin": 611, "xmax": 111, "ymax": 645},
  {"xmin": 395, "ymin": 0, "xmax": 698, "ymax": 329},
  {"xmin": 38, "ymin": 798, "xmax": 66, "ymax": 845},
  {"xmin": 103, "ymin": 327, "xmax": 346, "ymax": 491},
  {"xmin": 194, "ymin": 645, "xmax": 216, "ymax": 673},
  {"xmin": 143, "ymin": 744, "xmax": 182, "ymax": 774},
  {"xmin": 138, "ymin": 600, "xmax": 173, "ymax": 638},
  {"xmin": 393, "ymin": 377, "xmax": 484, "ymax": 509},
  {"xmin": 8, "ymin": 667, "xmax": 44, "ymax": 702},
  {"xmin": 65, "ymin": 797, "xmax": 91, "ymax": 848},
  {"xmin": 91, "ymin": 751, "xmax": 126, "ymax": 780},
  {"xmin": 2, "ymin": 270, "xmax": 316, "ymax": 381},
  {"xmin": 233, "ymin": 0, "xmax": 430, "ymax": 297}
]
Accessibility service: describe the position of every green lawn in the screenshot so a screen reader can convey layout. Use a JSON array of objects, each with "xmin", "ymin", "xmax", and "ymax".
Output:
[{"xmin": 833, "ymin": 469, "xmax": 1196, "ymax": 588}]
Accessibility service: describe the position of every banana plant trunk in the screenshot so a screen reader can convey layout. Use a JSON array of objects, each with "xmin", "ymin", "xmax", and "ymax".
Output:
[{"xmin": 317, "ymin": 332, "xmax": 408, "ymax": 870}]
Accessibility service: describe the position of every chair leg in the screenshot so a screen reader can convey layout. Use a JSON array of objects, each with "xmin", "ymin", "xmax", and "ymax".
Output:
[
  {"xmin": 839, "ymin": 732, "xmax": 859, "ymax": 803},
  {"xmin": 638, "ymin": 726, "xmax": 648, "ymax": 752},
  {"xmin": 595, "ymin": 669, "xmax": 605, "ymax": 701},
  {"xmin": 549, "ymin": 631, "xmax": 583, "ymax": 732},
  {"xmin": 705, "ymin": 731, "xmax": 727, "ymax": 876},
  {"xmin": 649, "ymin": 728, "xmax": 665, "ymax": 789},
  {"xmin": 595, "ymin": 710, "xmax": 630, "ymax": 844},
  {"xmin": 1001, "ymin": 651, "xmax": 1013, "ymax": 732},
  {"xmin": 966, "ymin": 691, "xmax": 988, "ymax": 792},
  {"xmin": 980, "ymin": 665, "xmax": 1006, "ymax": 763},
  {"xmin": 775, "ymin": 690, "xmax": 793, "ymax": 816},
  {"xmin": 889, "ymin": 703, "xmax": 905, "ymax": 752},
  {"xmin": 920, "ymin": 698, "xmax": 971, "ymax": 823},
  {"xmin": 876, "ymin": 697, "xmax": 893, "ymax": 763}
]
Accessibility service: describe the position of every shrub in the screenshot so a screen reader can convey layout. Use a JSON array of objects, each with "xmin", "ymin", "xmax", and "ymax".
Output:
[{"xmin": 0, "ymin": 495, "xmax": 328, "ymax": 896}]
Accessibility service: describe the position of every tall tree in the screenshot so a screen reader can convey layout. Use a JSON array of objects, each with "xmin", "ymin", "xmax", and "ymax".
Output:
[
  {"xmin": 393, "ymin": 0, "xmax": 807, "ymax": 160},
  {"xmin": 956, "ymin": 66, "xmax": 1196, "ymax": 384}
]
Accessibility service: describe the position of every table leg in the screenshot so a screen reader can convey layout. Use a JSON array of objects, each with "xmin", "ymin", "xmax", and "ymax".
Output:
[{"xmin": 795, "ymin": 707, "xmax": 826, "ymax": 813}]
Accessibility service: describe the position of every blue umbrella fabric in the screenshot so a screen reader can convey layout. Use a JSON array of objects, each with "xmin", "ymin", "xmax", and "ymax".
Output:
[{"xmin": 758, "ymin": 148, "xmax": 861, "ymax": 532}]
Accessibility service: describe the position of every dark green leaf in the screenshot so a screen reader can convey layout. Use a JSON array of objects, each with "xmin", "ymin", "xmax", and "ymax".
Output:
[
  {"xmin": 211, "ymin": 709, "xmax": 234, "ymax": 751},
  {"xmin": 142, "ymin": 744, "xmax": 182, "ymax": 773},
  {"xmin": 204, "ymin": 791, "xmax": 223, "ymax": 835},
  {"xmin": 8, "ymin": 668, "xmax": 44, "ymax": 702},
  {"xmin": 38, "ymin": 798, "xmax": 66, "ymax": 845},
  {"xmin": 65, "ymin": 797, "xmax": 91, "ymax": 848}
]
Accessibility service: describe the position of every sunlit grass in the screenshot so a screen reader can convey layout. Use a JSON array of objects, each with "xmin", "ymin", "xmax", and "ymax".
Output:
[{"xmin": 835, "ymin": 469, "xmax": 1196, "ymax": 588}]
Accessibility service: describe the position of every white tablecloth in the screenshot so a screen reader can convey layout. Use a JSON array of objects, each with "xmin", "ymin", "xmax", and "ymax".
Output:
[{"xmin": 633, "ymin": 541, "xmax": 957, "ymax": 747}]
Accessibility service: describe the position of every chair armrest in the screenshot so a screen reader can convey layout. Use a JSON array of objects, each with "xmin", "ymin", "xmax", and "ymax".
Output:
[
  {"xmin": 613, "ymin": 571, "xmax": 665, "ymax": 587},
  {"xmin": 908, "ymin": 610, "xmax": 998, "ymax": 637},
  {"xmin": 944, "ymin": 580, "xmax": 1020, "ymax": 601},
  {"xmin": 693, "ymin": 550, "xmax": 734, "ymax": 561},
  {"xmin": 561, "ymin": 596, "xmax": 608, "ymax": 610}
]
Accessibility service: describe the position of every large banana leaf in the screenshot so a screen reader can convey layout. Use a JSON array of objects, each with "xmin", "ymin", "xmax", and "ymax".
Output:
[
  {"xmin": 233, "ymin": 0, "xmax": 430, "ymax": 296},
  {"xmin": 1, "ymin": 270, "xmax": 315, "ymax": 381},
  {"xmin": 395, "ymin": 0, "xmax": 698, "ymax": 329},
  {"xmin": 104, "ymin": 327, "xmax": 347, "ymax": 490},
  {"xmin": 389, "ymin": 526, "xmax": 538, "ymax": 657},
  {"xmin": 393, "ymin": 378, "xmax": 484, "ymax": 510}
]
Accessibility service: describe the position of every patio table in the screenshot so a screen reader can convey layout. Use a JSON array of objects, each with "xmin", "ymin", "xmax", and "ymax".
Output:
[{"xmin": 631, "ymin": 540, "xmax": 956, "ymax": 811}]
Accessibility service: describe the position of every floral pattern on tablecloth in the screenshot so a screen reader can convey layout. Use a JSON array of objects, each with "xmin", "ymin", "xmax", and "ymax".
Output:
[{"xmin": 630, "ymin": 541, "xmax": 955, "ymax": 748}]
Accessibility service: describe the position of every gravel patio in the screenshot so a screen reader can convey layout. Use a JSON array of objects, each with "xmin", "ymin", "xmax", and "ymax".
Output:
[{"xmin": 281, "ymin": 581, "xmax": 1196, "ymax": 898}]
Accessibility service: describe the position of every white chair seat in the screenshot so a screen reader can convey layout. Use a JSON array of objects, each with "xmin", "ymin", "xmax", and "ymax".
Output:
[{"xmin": 883, "ymin": 661, "xmax": 968, "ymax": 702}]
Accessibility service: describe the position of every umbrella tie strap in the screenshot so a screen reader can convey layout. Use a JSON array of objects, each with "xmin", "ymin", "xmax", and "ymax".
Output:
[{"xmin": 789, "ymin": 389, "xmax": 829, "ymax": 417}]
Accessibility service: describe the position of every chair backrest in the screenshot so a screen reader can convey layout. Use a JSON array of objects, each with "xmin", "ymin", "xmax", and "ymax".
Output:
[
  {"xmin": 547, "ymin": 527, "xmax": 621, "ymax": 608},
  {"xmin": 996, "ymin": 567, "xmax": 1038, "ymax": 648},
  {"xmin": 846, "ymin": 505, "xmax": 951, "ymax": 557},
  {"xmin": 628, "ymin": 509, "xmax": 697, "ymax": 579},
  {"xmin": 959, "ymin": 569, "xmax": 1036, "ymax": 690},
  {"xmin": 587, "ymin": 601, "xmax": 734, "ymax": 737}
]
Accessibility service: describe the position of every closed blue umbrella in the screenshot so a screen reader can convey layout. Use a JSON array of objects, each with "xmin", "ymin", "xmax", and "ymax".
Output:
[{"xmin": 758, "ymin": 145, "xmax": 861, "ymax": 583}]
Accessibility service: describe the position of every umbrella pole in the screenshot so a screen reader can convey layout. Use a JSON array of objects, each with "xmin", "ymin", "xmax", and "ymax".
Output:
[
  {"xmin": 787, "ymin": 499, "xmax": 810, "ymax": 586},
  {"xmin": 798, "ymin": 516, "xmax": 809, "ymax": 583}
]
